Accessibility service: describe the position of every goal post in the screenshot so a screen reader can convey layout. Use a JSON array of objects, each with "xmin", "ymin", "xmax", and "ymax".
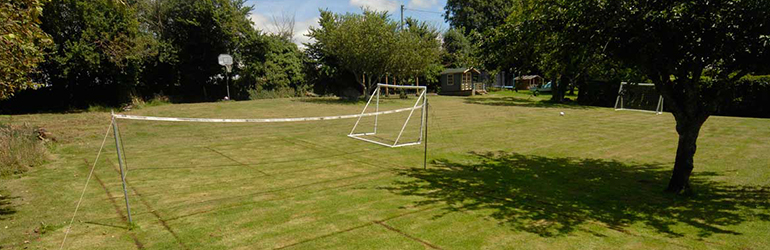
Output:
[
  {"xmin": 349, "ymin": 83, "xmax": 427, "ymax": 148},
  {"xmin": 614, "ymin": 82, "xmax": 664, "ymax": 115}
]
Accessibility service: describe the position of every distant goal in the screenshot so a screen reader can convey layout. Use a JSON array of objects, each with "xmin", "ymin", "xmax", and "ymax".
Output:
[{"xmin": 614, "ymin": 82, "xmax": 664, "ymax": 115}]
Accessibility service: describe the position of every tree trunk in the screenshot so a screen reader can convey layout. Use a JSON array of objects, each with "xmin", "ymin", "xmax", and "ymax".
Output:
[
  {"xmin": 665, "ymin": 116, "xmax": 707, "ymax": 194},
  {"xmin": 551, "ymin": 75, "xmax": 568, "ymax": 102},
  {"xmin": 416, "ymin": 76, "xmax": 420, "ymax": 97},
  {"xmin": 354, "ymin": 72, "xmax": 367, "ymax": 100},
  {"xmin": 367, "ymin": 75, "xmax": 374, "ymax": 98},
  {"xmin": 385, "ymin": 75, "xmax": 389, "ymax": 96}
]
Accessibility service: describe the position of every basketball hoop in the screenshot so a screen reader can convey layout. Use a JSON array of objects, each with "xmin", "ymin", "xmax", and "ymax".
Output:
[{"xmin": 218, "ymin": 54, "xmax": 233, "ymax": 73}]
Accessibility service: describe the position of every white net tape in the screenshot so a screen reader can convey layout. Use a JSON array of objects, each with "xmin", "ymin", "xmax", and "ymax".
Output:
[{"xmin": 112, "ymin": 105, "xmax": 423, "ymax": 123}]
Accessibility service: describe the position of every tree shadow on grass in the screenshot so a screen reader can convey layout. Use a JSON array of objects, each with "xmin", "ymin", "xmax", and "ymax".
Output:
[
  {"xmin": 465, "ymin": 96, "xmax": 596, "ymax": 110},
  {"xmin": 384, "ymin": 151, "xmax": 770, "ymax": 238},
  {"xmin": 0, "ymin": 193, "xmax": 17, "ymax": 221},
  {"xmin": 295, "ymin": 97, "xmax": 415, "ymax": 106}
]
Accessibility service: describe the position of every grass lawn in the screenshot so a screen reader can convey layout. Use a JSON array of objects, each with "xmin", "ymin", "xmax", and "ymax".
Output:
[{"xmin": 1, "ymin": 90, "xmax": 769, "ymax": 249}]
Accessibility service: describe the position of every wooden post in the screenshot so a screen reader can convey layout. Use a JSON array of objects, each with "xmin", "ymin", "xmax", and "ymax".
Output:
[
  {"xmin": 415, "ymin": 76, "xmax": 420, "ymax": 96},
  {"xmin": 385, "ymin": 75, "xmax": 389, "ymax": 96}
]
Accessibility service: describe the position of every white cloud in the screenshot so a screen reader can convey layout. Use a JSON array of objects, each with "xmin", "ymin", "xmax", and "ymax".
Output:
[
  {"xmin": 249, "ymin": 13, "xmax": 318, "ymax": 49},
  {"xmin": 249, "ymin": 13, "xmax": 271, "ymax": 32},
  {"xmin": 295, "ymin": 17, "xmax": 320, "ymax": 49},
  {"xmin": 407, "ymin": 0, "xmax": 438, "ymax": 9},
  {"xmin": 349, "ymin": 0, "xmax": 400, "ymax": 12}
]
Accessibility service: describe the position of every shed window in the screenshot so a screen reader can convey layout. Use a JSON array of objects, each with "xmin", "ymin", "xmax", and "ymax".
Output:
[{"xmin": 447, "ymin": 74, "xmax": 454, "ymax": 85}]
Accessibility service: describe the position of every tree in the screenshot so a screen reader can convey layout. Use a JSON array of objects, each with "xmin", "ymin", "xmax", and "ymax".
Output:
[
  {"xmin": 597, "ymin": 0, "xmax": 770, "ymax": 193},
  {"xmin": 308, "ymin": 10, "xmax": 397, "ymax": 98},
  {"xmin": 441, "ymin": 28, "xmax": 473, "ymax": 68},
  {"xmin": 0, "ymin": 0, "xmax": 52, "ymax": 100},
  {"xmin": 237, "ymin": 32, "xmax": 307, "ymax": 97},
  {"xmin": 391, "ymin": 18, "xmax": 442, "ymax": 88},
  {"xmin": 493, "ymin": 0, "xmax": 770, "ymax": 193},
  {"xmin": 444, "ymin": 0, "xmax": 516, "ymax": 34},
  {"xmin": 137, "ymin": 0, "xmax": 256, "ymax": 101},
  {"xmin": 308, "ymin": 10, "xmax": 442, "ymax": 98},
  {"xmin": 40, "ymin": 0, "xmax": 149, "ymax": 106},
  {"xmin": 482, "ymin": 0, "xmax": 605, "ymax": 102}
]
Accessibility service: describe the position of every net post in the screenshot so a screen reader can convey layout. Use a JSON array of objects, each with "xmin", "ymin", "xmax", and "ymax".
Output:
[
  {"xmin": 111, "ymin": 111, "xmax": 133, "ymax": 224},
  {"xmin": 614, "ymin": 82, "xmax": 625, "ymax": 110},
  {"xmin": 418, "ymin": 88, "xmax": 426, "ymax": 142},
  {"xmin": 423, "ymin": 99, "xmax": 428, "ymax": 170},
  {"xmin": 657, "ymin": 95, "xmax": 664, "ymax": 115},
  {"xmin": 374, "ymin": 84, "xmax": 380, "ymax": 134}
]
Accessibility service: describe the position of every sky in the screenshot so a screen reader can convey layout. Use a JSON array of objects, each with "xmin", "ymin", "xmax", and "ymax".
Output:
[{"xmin": 245, "ymin": 0, "xmax": 449, "ymax": 48}]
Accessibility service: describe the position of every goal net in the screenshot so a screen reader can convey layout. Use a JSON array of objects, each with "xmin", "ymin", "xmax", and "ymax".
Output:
[
  {"xmin": 349, "ymin": 84, "xmax": 427, "ymax": 148},
  {"xmin": 614, "ymin": 82, "xmax": 664, "ymax": 114}
]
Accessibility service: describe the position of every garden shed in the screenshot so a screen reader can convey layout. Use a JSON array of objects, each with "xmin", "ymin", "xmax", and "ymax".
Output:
[
  {"xmin": 439, "ymin": 67, "xmax": 483, "ymax": 96},
  {"xmin": 514, "ymin": 75, "xmax": 544, "ymax": 90}
]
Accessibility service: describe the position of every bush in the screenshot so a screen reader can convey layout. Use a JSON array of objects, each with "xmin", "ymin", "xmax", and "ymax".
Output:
[
  {"xmin": 248, "ymin": 87, "xmax": 297, "ymax": 100},
  {"xmin": 127, "ymin": 94, "xmax": 171, "ymax": 110},
  {"xmin": 577, "ymin": 81, "xmax": 621, "ymax": 107},
  {"xmin": 717, "ymin": 76, "xmax": 770, "ymax": 118},
  {"xmin": 0, "ymin": 123, "xmax": 48, "ymax": 177}
]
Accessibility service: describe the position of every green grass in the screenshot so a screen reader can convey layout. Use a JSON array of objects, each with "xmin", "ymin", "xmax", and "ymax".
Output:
[{"xmin": 1, "ymin": 92, "xmax": 769, "ymax": 249}]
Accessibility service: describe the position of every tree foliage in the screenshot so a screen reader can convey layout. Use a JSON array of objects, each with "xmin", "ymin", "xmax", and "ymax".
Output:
[
  {"xmin": 0, "ymin": 0, "xmax": 52, "ymax": 100},
  {"xmin": 238, "ymin": 33, "xmax": 307, "ymax": 97},
  {"xmin": 308, "ymin": 10, "xmax": 441, "ymax": 98},
  {"xmin": 40, "ymin": 0, "xmax": 151, "ymax": 106},
  {"xmin": 137, "ymin": 0, "xmax": 256, "ymax": 101},
  {"xmin": 444, "ymin": 0, "xmax": 516, "ymax": 34},
  {"xmin": 441, "ymin": 28, "xmax": 475, "ymax": 68}
]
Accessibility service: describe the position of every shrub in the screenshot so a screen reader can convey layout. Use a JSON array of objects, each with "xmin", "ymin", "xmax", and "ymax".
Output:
[
  {"xmin": 248, "ymin": 87, "xmax": 297, "ymax": 100},
  {"xmin": 0, "ymin": 123, "xmax": 48, "ymax": 177},
  {"xmin": 126, "ymin": 94, "xmax": 171, "ymax": 110}
]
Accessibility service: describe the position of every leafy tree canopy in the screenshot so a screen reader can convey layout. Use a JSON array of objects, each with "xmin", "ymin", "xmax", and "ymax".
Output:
[{"xmin": 0, "ymin": 0, "xmax": 52, "ymax": 100}]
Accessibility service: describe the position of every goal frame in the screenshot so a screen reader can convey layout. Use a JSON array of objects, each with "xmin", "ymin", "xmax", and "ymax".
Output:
[
  {"xmin": 614, "ymin": 82, "xmax": 664, "ymax": 115},
  {"xmin": 348, "ymin": 83, "xmax": 427, "ymax": 148}
]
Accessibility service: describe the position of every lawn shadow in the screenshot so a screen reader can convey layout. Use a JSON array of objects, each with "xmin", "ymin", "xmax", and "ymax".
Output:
[
  {"xmin": 295, "ymin": 96, "xmax": 417, "ymax": 106},
  {"xmin": 0, "ymin": 193, "xmax": 17, "ymax": 220},
  {"xmin": 294, "ymin": 97, "xmax": 365, "ymax": 105},
  {"xmin": 466, "ymin": 96, "xmax": 595, "ymax": 110},
  {"xmin": 383, "ymin": 151, "xmax": 770, "ymax": 238}
]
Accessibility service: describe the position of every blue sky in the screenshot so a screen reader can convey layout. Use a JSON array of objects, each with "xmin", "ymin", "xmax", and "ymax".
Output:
[{"xmin": 245, "ymin": 0, "xmax": 448, "ymax": 47}]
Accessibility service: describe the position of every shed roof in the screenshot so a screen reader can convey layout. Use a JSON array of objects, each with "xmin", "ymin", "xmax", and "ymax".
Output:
[
  {"xmin": 515, "ymin": 75, "xmax": 542, "ymax": 80},
  {"xmin": 441, "ymin": 67, "xmax": 481, "ymax": 75}
]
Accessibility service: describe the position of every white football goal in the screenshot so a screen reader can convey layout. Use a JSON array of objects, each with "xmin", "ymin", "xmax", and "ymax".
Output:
[
  {"xmin": 614, "ymin": 82, "xmax": 664, "ymax": 114},
  {"xmin": 349, "ymin": 83, "xmax": 427, "ymax": 148}
]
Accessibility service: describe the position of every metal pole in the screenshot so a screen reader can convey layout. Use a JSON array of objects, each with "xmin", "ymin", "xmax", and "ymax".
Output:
[
  {"xmin": 111, "ymin": 113, "xmax": 133, "ymax": 224},
  {"xmin": 226, "ymin": 71, "xmax": 231, "ymax": 100},
  {"xmin": 614, "ymin": 82, "xmax": 625, "ymax": 110},
  {"xmin": 400, "ymin": 5, "xmax": 404, "ymax": 31},
  {"xmin": 374, "ymin": 85, "xmax": 380, "ymax": 134},
  {"xmin": 423, "ymin": 100, "xmax": 428, "ymax": 170}
]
